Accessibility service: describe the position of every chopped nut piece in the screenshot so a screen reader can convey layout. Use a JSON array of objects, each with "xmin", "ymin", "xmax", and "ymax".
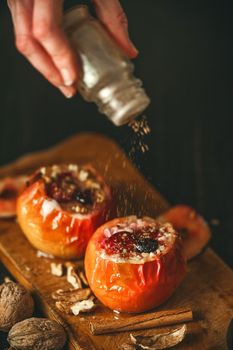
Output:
[
  {"xmin": 79, "ymin": 170, "xmax": 89, "ymax": 182},
  {"xmin": 55, "ymin": 295, "xmax": 95, "ymax": 315},
  {"xmin": 80, "ymin": 207, "xmax": 87, "ymax": 214},
  {"xmin": 130, "ymin": 324, "xmax": 187, "ymax": 349},
  {"xmin": 50, "ymin": 263, "xmax": 64, "ymax": 277},
  {"xmin": 96, "ymin": 192, "xmax": 104, "ymax": 203},
  {"xmin": 4, "ymin": 276, "xmax": 12, "ymax": 283},
  {"xmin": 52, "ymin": 288, "xmax": 91, "ymax": 303},
  {"xmin": 65, "ymin": 263, "xmax": 82, "ymax": 289},
  {"xmin": 40, "ymin": 167, "xmax": 46, "ymax": 175},
  {"xmin": 79, "ymin": 270, "xmax": 89, "ymax": 286},
  {"xmin": 90, "ymin": 182, "xmax": 100, "ymax": 189},
  {"xmin": 55, "ymin": 301, "xmax": 73, "ymax": 315},
  {"xmin": 75, "ymin": 205, "xmax": 81, "ymax": 213},
  {"xmin": 68, "ymin": 164, "xmax": 78, "ymax": 172},
  {"xmin": 71, "ymin": 298, "xmax": 96, "ymax": 316},
  {"xmin": 37, "ymin": 250, "xmax": 54, "ymax": 258},
  {"xmin": 43, "ymin": 176, "xmax": 51, "ymax": 183}
]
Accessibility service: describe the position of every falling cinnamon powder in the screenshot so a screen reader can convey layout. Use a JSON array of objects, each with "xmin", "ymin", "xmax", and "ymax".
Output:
[
  {"xmin": 103, "ymin": 115, "xmax": 152, "ymax": 217},
  {"xmin": 128, "ymin": 116, "xmax": 151, "ymax": 161}
]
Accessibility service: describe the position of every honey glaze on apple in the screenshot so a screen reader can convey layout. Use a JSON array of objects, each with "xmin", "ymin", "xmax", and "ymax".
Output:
[
  {"xmin": 99, "ymin": 216, "xmax": 179, "ymax": 264},
  {"xmin": 28, "ymin": 164, "xmax": 106, "ymax": 215}
]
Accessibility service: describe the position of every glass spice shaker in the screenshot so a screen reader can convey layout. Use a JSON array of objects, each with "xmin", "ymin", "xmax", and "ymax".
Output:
[{"xmin": 63, "ymin": 5, "xmax": 150, "ymax": 126}]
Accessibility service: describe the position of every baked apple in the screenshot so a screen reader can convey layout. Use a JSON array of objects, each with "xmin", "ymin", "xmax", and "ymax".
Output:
[
  {"xmin": 17, "ymin": 164, "xmax": 114, "ymax": 259},
  {"xmin": 85, "ymin": 216, "xmax": 186, "ymax": 313},
  {"xmin": 0, "ymin": 176, "xmax": 28, "ymax": 218}
]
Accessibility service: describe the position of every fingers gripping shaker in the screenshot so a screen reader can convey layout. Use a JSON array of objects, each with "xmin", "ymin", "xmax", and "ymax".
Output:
[{"xmin": 64, "ymin": 6, "xmax": 150, "ymax": 126}]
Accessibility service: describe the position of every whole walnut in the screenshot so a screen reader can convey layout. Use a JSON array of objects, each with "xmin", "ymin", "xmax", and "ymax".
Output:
[
  {"xmin": 0, "ymin": 282, "xmax": 34, "ymax": 332},
  {"xmin": 8, "ymin": 317, "xmax": 67, "ymax": 350}
]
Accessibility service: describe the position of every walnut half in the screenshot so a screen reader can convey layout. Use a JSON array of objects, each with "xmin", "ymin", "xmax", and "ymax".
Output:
[
  {"xmin": 65, "ymin": 263, "xmax": 82, "ymax": 289},
  {"xmin": 52, "ymin": 288, "xmax": 91, "ymax": 303},
  {"xmin": 53, "ymin": 289, "xmax": 95, "ymax": 315},
  {"xmin": 70, "ymin": 298, "xmax": 96, "ymax": 316}
]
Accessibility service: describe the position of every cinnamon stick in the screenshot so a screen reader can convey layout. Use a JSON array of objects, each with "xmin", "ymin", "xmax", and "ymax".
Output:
[{"xmin": 90, "ymin": 307, "xmax": 193, "ymax": 335}]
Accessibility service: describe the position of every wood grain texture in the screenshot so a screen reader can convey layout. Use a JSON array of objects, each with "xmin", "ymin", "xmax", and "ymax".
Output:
[{"xmin": 0, "ymin": 133, "xmax": 232, "ymax": 350}]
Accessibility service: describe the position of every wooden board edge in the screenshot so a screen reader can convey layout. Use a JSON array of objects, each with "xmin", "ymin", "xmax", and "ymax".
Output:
[{"xmin": 0, "ymin": 133, "xmax": 110, "ymax": 175}]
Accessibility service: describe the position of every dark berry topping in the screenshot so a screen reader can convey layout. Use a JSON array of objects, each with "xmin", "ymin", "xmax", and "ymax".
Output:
[
  {"xmin": 102, "ymin": 227, "xmax": 162, "ymax": 258},
  {"xmin": 102, "ymin": 231, "xmax": 135, "ymax": 256},
  {"xmin": 41, "ymin": 170, "xmax": 95, "ymax": 211},
  {"xmin": 135, "ymin": 238, "xmax": 158, "ymax": 253},
  {"xmin": 74, "ymin": 189, "xmax": 93, "ymax": 205},
  {"xmin": 0, "ymin": 187, "xmax": 17, "ymax": 199},
  {"xmin": 46, "ymin": 172, "xmax": 94, "ymax": 206},
  {"xmin": 30, "ymin": 165, "xmax": 105, "ymax": 214},
  {"xmin": 46, "ymin": 173, "xmax": 74, "ymax": 203}
]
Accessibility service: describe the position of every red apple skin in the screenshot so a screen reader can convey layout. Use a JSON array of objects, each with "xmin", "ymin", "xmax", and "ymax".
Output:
[{"xmin": 85, "ymin": 217, "xmax": 186, "ymax": 313}]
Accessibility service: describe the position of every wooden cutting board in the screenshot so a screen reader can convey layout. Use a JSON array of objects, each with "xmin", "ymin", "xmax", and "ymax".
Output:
[{"xmin": 0, "ymin": 133, "xmax": 232, "ymax": 350}]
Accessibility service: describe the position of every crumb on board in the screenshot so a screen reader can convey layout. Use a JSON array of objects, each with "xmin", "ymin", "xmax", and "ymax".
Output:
[{"xmin": 50, "ymin": 263, "xmax": 64, "ymax": 277}]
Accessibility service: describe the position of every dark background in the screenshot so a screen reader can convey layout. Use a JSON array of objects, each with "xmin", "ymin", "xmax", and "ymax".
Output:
[{"xmin": 0, "ymin": 0, "xmax": 232, "ymax": 267}]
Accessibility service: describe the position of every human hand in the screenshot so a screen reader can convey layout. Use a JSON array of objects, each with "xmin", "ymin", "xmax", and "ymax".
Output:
[{"xmin": 7, "ymin": 0, "xmax": 138, "ymax": 98}]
